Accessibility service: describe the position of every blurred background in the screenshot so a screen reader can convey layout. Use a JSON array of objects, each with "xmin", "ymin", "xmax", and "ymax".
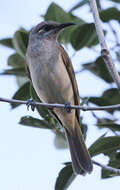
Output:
[{"xmin": 0, "ymin": 0, "xmax": 120, "ymax": 189}]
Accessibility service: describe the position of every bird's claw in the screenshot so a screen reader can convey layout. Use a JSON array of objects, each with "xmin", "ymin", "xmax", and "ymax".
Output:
[
  {"xmin": 26, "ymin": 98, "xmax": 36, "ymax": 111},
  {"xmin": 65, "ymin": 101, "xmax": 72, "ymax": 113}
]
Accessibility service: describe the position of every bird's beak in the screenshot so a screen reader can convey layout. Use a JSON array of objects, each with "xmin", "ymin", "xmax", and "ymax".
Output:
[
  {"xmin": 47, "ymin": 22, "xmax": 76, "ymax": 36},
  {"xmin": 57, "ymin": 22, "xmax": 76, "ymax": 31}
]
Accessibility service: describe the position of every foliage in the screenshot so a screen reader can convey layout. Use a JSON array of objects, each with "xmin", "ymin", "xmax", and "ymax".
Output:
[{"xmin": 1, "ymin": 0, "xmax": 120, "ymax": 189}]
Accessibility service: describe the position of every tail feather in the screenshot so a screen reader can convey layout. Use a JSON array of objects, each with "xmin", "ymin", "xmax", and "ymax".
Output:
[{"xmin": 65, "ymin": 119, "xmax": 93, "ymax": 175}]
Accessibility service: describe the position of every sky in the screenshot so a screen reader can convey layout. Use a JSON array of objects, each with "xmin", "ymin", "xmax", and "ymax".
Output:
[{"xmin": 0, "ymin": 0, "xmax": 120, "ymax": 190}]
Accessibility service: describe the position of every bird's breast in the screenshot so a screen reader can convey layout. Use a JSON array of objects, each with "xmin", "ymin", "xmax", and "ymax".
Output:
[{"xmin": 28, "ymin": 42, "xmax": 74, "ymax": 105}]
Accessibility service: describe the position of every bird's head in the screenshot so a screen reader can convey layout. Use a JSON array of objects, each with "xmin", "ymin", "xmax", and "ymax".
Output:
[{"xmin": 30, "ymin": 21, "xmax": 75, "ymax": 40}]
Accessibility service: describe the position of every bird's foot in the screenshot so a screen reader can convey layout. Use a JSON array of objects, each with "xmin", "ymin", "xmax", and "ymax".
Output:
[
  {"xmin": 26, "ymin": 98, "xmax": 36, "ymax": 111},
  {"xmin": 65, "ymin": 101, "xmax": 72, "ymax": 113}
]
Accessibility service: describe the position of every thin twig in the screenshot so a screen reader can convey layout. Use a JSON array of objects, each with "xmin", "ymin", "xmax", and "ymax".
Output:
[
  {"xmin": 90, "ymin": 0, "xmax": 120, "ymax": 90},
  {"xmin": 1, "ymin": 97, "xmax": 120, "ymax": 111},
  {"xmin": 108, "ymin": 22, "xmax": 120, "ymax": 47},
  {"xmin": 92, "ymin": 160, "xmax": 120, "ymax": 174}
]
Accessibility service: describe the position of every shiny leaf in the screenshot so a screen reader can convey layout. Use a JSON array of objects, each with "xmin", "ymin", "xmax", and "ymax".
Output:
[
  {"xmin": 12, "ymin": 30, "xmax": 29, "ymax": 58},
  {"xmin": 55, "ymin": 163, "xmax": 76, "ymax": 190},
  {"xmin": 100, "ymin": 8, "xmax": 120, "ymax": 22},
  {"xmin": 44, "ymin": 3, "xmax": 84, "ymax": 44},
  {"xmin": 19, "ymin": 116, "xmax": 52, "ymax": 129},
  {"xmin": 102, "ymin": 152, "xmax": 120, "ymax": 178},
  {"xmin": 8, "ymin": 53, "xmax": 25, "ymax": 68},
  {"xmin": 11, "ymin": 82, "xmax": 30, "ymax": 108},
  {"xmin": 89, "ymin": 136, "xmax": 120, "ymax": 157},
  {"xmin": 71, "ymin": 23, "xmax": 98, "ymax": 50},
  {"xmin": 83, "ymin": 56, "xmax": 113, "ymax": 83},
  {"xmin": 44, "ymin": 2, "xmax": 82, "ymax": 24},
  {"xmin": 89, "ymin": 88, "xmax": 120, "ymax": 113},
  {"xmin": 0, "ymin": 38, "xmax": 14, "ymax": 49},
  {"xmin": 1, "ymin": 68, "xmax": 26, "ymax": 76},
  {"xmin": 97, "ymin": 118, "xmax": 120, "ymax": 132}
]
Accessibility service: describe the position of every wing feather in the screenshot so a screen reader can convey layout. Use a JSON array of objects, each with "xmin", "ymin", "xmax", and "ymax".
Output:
[{"xmin": 59, "ymin": 45, "xmax": 80, "ymax": 122}]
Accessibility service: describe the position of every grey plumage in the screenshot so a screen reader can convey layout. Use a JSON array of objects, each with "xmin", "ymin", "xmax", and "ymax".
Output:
[{"xmin": 26, "ymin": 21, "xmax": 93, "ymax": 175}]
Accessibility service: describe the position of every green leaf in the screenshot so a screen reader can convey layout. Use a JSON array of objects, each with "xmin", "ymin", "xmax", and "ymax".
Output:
[
  {"xmin": 89, "ymin": 88, "xmax": 120, "ymax": 113},
  {"xmin": 71, "ymin": 23, "xmax": 98, "ymax": 50},
  {"xmin": 89, "ymin": 136, "xmax": 120, "ymax": 157},
  {"xmin": 19, "ymin": 116, "xmax": 52, "ymax": 129},
  {"xmin": 97, "ymin": 118, "xmax": 120, "ymax": 132},
  {"xmin": 102, "ymin": 151, "xmax": 120, "ymax": 178},
  {"xmin": 44, "ymin": 3, "xmax": 84, "ymax": 44},
  {"xmin": 55, "ymin": 163, "xmax": 76, "ymax": 190},
  {"xmin": 102, "ymin": 152, "xmax": 120, "ymax": 178},
  {"xmin": 12, "ymin": 29, "xmax": 29, "ymax": 58},
  {"xmin": 1, "ymin": 68, "xmax": 26, "ymax": 76},
  {"xmin": 100, "ymin": 8, "xmax": 120, "ymax": 22},
  {"xmin": 0, "ymin": 38, "xmax": 14, "ymax": 49},
  {"xmin": 11, "ymin": 82, "xmax": 30, "ymax": 108},
  {"xmin": 69, "ymin": 0, "xmax": 89, "ymax": 12},
  {"xmin": 44, "ymin": 2, "xmax": 82, "ymax": 24},
  {"xmin": 83, "ymin": 56, "xmax": 113, "ymax": 83},
  {"xmin": 8, "ymin": 53, "xmax": 25, "ymax": 68}
]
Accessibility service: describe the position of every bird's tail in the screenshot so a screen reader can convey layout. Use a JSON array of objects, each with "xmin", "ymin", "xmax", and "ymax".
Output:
[{"xmin": 65, "ymin": 119, "xmax": 93, "ymax": 175}]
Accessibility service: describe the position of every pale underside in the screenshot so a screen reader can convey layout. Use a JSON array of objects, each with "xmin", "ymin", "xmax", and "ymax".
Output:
[{"xmin": 28, "ymin": 47, "xmax": 75, "ymax": 130}]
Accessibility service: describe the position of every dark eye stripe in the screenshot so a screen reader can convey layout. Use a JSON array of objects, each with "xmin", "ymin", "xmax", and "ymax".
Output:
[
  {"xmin": 35, "ymin": 25, "xmax": 55, "ymax": 33},
  {"xmin": 44, "ymin": 25, "xmax": 54, "ymax": 31}
]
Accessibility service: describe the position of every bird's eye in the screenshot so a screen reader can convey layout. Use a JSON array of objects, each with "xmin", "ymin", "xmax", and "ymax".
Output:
[{"xmin": 44, "ymin": 25, "xmax": 54, "ymax": 31}]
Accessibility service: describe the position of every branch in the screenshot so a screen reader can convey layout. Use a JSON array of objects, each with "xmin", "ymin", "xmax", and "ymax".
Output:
[
  {"xmin": 1, "ymin": 96, "xmax": 120, "ymax": 174},
  {"xmin": 90, "ymin": 0, "xmax": 120, "ymax": 90},
  {"xmin": 1, "ymin": 97, "xmax": 120, "ymax": 111},
  {"xmin": 92, "ymin": 160, "xmax": 120, "ymax": 174}
]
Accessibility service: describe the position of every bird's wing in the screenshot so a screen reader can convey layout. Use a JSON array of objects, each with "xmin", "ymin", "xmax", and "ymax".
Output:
[{"xmin": 59, "ymin": 45, "xmax": 80, "ymax": 122}]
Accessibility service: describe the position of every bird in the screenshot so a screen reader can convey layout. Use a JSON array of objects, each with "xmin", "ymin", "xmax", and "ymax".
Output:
[{"xmin": 26, "ymin": 21, "xmax": 93, "ymax": 175}]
